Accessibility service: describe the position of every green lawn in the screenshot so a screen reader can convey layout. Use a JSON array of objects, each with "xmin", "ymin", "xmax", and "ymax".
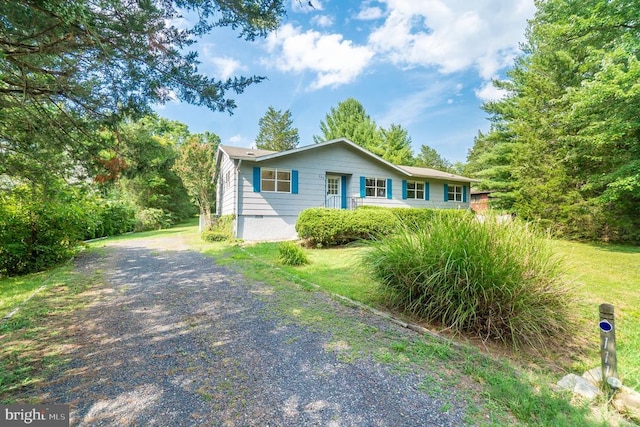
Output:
[
  {"xmin": 2, "ymin": 222, "xmax": 637, "ymax": 425},
  {"xmin": 553, "ymin": 240, "xmax": 640, "ymax": 390}
]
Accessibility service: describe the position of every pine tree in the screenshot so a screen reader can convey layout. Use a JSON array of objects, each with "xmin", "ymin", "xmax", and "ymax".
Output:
[{"xmin": 255, "ymin": 107, "xmax": 300, "ymax": 151}]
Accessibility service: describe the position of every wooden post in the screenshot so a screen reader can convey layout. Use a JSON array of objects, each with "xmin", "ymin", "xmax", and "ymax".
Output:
[{"xmin": 599, "ymin": 303, "xmax": 618, "ymax": 387}]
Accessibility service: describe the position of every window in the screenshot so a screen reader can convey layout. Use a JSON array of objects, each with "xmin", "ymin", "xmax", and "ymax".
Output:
[
  {"xmin": 261, "ymin": 168, "xmax": 291, "ymax": 192},
  {"xmin": 225, "ymin": 171, "xmax": 231, "ymax": 189},
  {"xmin": 407, "ymin": 181, "xmax": 424, "ymax": 200},
  {"xmin": 327, "ymin": 177, "xmax": 339, "ymax": 195},
  {"xmin": 365, "ymin": 178, "xmax": 386, "ymax": 197},
  {"xmin": 448, "ymin": 184, "xmax": 463, "ymax": 202}
]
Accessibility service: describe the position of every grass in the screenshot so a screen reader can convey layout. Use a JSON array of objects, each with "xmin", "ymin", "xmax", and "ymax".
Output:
[
  {"xmin": 0, "ymin": 217, "xmax": 199, "ymax": 402},
  {"xmin": 1, "ymin": 219, "xmax": 636, "ymax": 425},
  {"xmin": 205, "ymin": 234, "xmax": 638, "ymax": 426},
  {"xmin": 0, "ymin": 262, "xmax": 103, "ymax": 402},
  {"xmin": 554, "ymin": 240, "xmax": 640, "ymax": 390},
  {"xmin": 205, "ymin": 240, "xmax": 617, "ymax": 426}
]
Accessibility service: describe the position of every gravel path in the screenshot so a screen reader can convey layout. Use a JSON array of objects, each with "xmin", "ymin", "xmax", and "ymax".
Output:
[{"xmin": 33, "ymin": 236, "xmax": 470, "ymax": 426}]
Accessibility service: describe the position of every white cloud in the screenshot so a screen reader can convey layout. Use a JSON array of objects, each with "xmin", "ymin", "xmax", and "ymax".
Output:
[
  {"xmin": 264, "ymin": 24, "xmax": 374, "ymax": 90},
  {"xmin": 209, "ymin": 57, "xmax": 246, "ymax": 80},
  {"xmin": 311, "ymin": 14, "xmax": 334, "ymax": 27},
  {"xmin": 200, "ymin": 43, "xmax": 247, "ymax": 80},
  {"xmin": 368, "ymin": 0, "xmax": 534, "ymax": 79},
  {"xmin": 356, "ymin": 6, "xmax": 385, "ymax": 20},
  {"xmin": 475, "ymin": 80, "xmax": 508, "ymax": 102},
  {"xmin": 228, "ymin": 134, "xmax": 252, "ymax": 146}
]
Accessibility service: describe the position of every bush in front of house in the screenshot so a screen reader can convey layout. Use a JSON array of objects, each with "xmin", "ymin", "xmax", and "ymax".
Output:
[
  {"xmin": 362, "ymin": 212, "xmax": 575, "ymax": 348},
  {"xmin": 278, "ymin": 241, "xmax": 309, "ymax": 266},
  {"xmin": 201, "ymin": 215, "xmax": 235, "ymax": 242},
  {"xmin": 295, "ymin": 208, "xmax": 396, "ymax": 246}
]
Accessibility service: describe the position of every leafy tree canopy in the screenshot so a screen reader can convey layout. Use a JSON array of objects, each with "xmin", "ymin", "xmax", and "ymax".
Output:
[
  {"xmin": 0, "ymin": 0, "xmax": 285, "ymax": 183},
  {"xmin": 314, "ymin": 98, "xmax": 418, "ymax": 164},
  {"xmin": 466, "ymin": 0, "xmax": 640, "ymax": 241},
  {"xmin": 173, "ymin": 132, "xmax": 220, "ymax": 221},
  {"xmin": 414, "ymin": 144, "xmax": 452, "ymax": 172},
  {"xmin": 255, "ymin": 106, "xmax": 300, "ymax": 151}
]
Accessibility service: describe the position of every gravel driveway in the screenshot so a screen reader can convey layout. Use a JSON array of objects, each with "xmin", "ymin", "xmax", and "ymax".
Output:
[{"xmin": 33, "ymin": 236, "xmax": 470, "ymax": 426}]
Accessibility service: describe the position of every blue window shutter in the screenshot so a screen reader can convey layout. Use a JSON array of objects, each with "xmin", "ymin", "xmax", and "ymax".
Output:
[
  {"xmin": 341, "ymin": 176, "xmax": 347, "ymax": 209},
  {"xmin": 402, "ymin": 180, "xmax": 407, "ymax": 199},
  {"xmin": 424, "ymin": 182, "xmax": 430, "ymax": 201},
  {"xmin": 253, "ymin": 167, "xmax": 261, "ymax": 192},
  {"xmin": 387, "ymin": 178, "xmax": 392, "ymax": 199},
  {"xmin": 360, "ymin": 176, "xmax": 366, "ymax": 197},
  {"xmin": 292, "ymin": 170, "xmax": 299, "ymax": 194},
  {"xmin": 463, "ymin": 185, "xmax": 467, "ymax": 202},
  {"xmin": 443, "ymin": 184, "xmax": 448, "ymax": 202}
]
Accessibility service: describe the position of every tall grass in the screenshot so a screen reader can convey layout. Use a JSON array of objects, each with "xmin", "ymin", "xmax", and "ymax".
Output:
[{"xmin": 363, "ymin": 213, "xmax": 576, "ymax": 348}]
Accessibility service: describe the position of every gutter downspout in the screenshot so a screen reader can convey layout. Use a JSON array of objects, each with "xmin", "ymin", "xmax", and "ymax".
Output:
[{"xmin": 234, "ymin": 159, "xmax": 242, "ymax": 238}]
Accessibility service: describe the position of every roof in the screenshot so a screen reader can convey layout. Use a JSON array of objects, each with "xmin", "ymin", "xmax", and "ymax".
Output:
[
  {"xmin": 398, "ymin": 165, "xmax": 477, "ymax": 183},
  {"xmin": 218, "ymin": 146, "xmax": 277, "ymax": 160},
  {"xmin": 217, "ymin": 138, "xmax": 478, "ymax": 183}
]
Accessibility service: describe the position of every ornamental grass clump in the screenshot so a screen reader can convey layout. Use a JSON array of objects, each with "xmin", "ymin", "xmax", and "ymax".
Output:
[
  {"xmin": 363, "ymin": 213, "xmax": 576, "ymax": 348},
  {"xmin": 278, "ymin": 241, "xmax": 309, "ymax": 266}
]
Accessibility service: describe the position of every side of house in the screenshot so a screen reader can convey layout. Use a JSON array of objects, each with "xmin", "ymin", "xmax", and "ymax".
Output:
[{"xmin": 215, "ymin": 138, "xmax": 476, "ymax": 241}]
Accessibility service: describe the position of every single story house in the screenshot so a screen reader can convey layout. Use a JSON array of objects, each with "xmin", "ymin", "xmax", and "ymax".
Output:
[{"xmin": 214, "ymin": 138, "xmax": 478, "ymax": 241}]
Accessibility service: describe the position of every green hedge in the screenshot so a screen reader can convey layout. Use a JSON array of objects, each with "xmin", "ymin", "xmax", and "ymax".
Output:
[
  {"xmin": 295, "ymin": 208, "xmax": 396, "ymax": 246},
  {"xmin": 296, "ymin": 207, "xmax": 471, "ymax": 247}
]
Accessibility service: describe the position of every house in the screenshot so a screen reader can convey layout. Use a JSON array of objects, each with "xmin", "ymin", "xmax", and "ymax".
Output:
[
  {"xmin": 470, "ymin": 190, "xmax": 492, "ymax": 213},
  {"xmin": 214, "ymin": 138, "xmax": 477, "ymax": 241}
]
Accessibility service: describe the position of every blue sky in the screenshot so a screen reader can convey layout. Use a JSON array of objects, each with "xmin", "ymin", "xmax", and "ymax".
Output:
[{"xmin": 155, "ymin": 0, "xmax": 535, "ymax": 164}]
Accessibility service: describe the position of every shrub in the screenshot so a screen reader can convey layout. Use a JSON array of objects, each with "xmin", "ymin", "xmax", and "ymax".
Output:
[
  {"xmin": 0, "ymin": 202, "xmax": 88, "ymax": 276},
  {"xmin": 135, "ymin": 208, "xmax": 172, "ymax": 232},
  {"xmin": 362, "ymin": 213, "xmax": 575, "ymax": 348},
  {"xmin": 295, "ymin": 208, "xmax": 396, "ymax": 246},
  {"xmin": 201, "ymin": 215, "xmax": 235, "ymax": 242},
  {"xmin": 97, "ymin": 200, "xmax": 136, "ymax": 237},
  {"xmin": 278, "ymin": 241, "xmax": 309, "ymax": 266}
]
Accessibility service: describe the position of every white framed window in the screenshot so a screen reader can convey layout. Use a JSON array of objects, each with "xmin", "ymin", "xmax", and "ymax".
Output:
[
  {"xmin": 407, "ymin": 181, "xmax": 424, "ymax": 200},
  {"xmin": 365, "ymin": 178, "xmax": 386, "ymax": 197},
  {"xmin": 261, "ymin": 168, "xmax": 291, "ymax": 193},
  {"xmin": 448, "ymin": 184, "xmax": 463, "ymax": 202},
  {"xmin": 225, "ymin": 171, "xmax": 231, "ymax": 189}
]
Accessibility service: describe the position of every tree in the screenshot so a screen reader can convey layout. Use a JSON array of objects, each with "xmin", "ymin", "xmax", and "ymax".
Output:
[
  {"xmin": 414, "ymin": 144, "xmax": 452, "ymax": 172},
  {"xmin": 0, "ymin": 0, "xmax": 285, "ymax": 183},
  {"xmin": 173, "ymin": 132, "xmax": 220, "ymax": 224},
  {"xmin": 97, "ymin": 115, "xmax": 196, "ymax": 224},
  {"xmin": 313, "ymin": 98, "xmax": 382, "ymax": 153},
  {"xmin": 468, "ymin": 0, "xmax": 640, "ymax": 241},
  {"xmin": 379, "ymin": 124, "xmax": 414, "ymax": 165},
  {"xmin": 255, "ymin": 107, "xmax": 300, "ymax": 151}
]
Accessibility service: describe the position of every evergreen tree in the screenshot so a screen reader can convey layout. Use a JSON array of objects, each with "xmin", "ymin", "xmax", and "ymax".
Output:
[
  {"xmin": 379, "ymin": 124, "xmax": 414, "ymax": 165},
  {"xmin": 467, "ymin": 0, "xmax": 640, "ymax": 241},
  {"xmin": 313, "ymin": 98, "xmax": 382, "ymax": 154},
  {"xmin": 255, "ymin": 107, "xmax": 300, "ymax": 151},
  {"xmin": 0, "ymin": 0, "xmax": 285, "ymax": 183},
  {"xmin": 414, "ymin": 144, "xmax": 452, "ymax": 172}
]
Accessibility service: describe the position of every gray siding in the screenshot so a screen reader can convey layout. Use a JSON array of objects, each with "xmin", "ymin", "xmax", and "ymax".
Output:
[
  {"xmin": 217, "ymin": 153, "xmax": 236, "ymax": 216},
  {"xmin": 229, "ymin": 143, "xmax": 470, "ymax": 240}
]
